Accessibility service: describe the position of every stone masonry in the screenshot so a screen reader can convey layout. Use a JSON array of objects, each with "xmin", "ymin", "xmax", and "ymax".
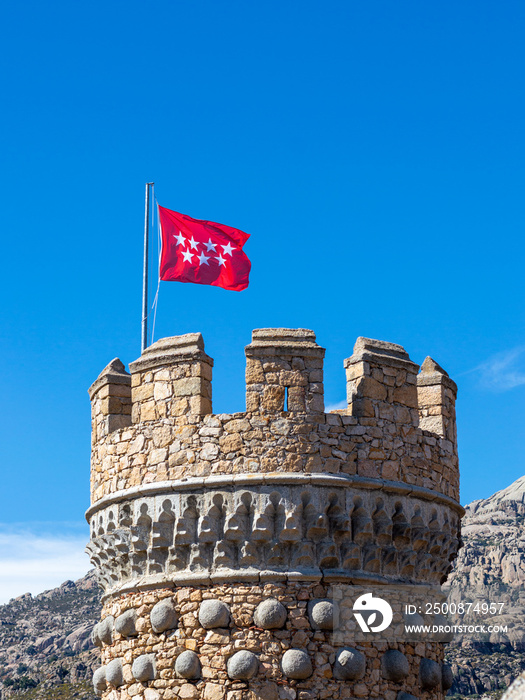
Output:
[{"xmin": 86, "ymin": 329, "xmax": 462, "ymax": 700}]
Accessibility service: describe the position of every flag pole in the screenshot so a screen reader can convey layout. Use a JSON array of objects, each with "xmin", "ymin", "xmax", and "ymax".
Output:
[{"xmin": 141, "ymin": 182, "xmax": 154, "ymax": 353}]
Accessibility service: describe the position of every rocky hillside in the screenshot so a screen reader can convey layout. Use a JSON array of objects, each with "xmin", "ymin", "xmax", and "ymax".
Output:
[
  {"xmin": 0, "ymin": 571, "xmax": 101, "ymax": 699},
  {"xmin": 444, "ymin": 474, "xmax": 525, "ymax": 697},
  {"xmin": 2, "ymin": 475, "xmax": 525, "ymax": 699}
]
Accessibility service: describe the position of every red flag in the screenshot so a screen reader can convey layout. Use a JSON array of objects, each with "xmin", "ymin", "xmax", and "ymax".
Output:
[{"xmin": 158, "ymin": 206, "xmax": 251, "ymax": 292}]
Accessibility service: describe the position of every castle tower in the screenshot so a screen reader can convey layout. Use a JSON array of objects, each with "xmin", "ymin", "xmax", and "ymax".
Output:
[{"xmin": 86, "ymin": 330, "xmax": 461, "ymax": 700}]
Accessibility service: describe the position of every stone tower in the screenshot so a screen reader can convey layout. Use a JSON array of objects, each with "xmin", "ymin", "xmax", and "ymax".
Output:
[{"xmin": 86, "ymin": 330, "xmax": 461, "ymax": 700}]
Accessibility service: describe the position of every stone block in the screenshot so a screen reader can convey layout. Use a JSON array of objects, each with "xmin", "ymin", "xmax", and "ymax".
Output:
[
  {"xmin": 132, "ymin": 383, "xmax": 155, "ymax": 403},
  {"xmin": 246, "ymin": 360, "xmax": 265, "ymax": 384},
  {"xmin": 392, "ymin": 386, "xmax": 418, "ymax": 408},
  {"xmin": 179, "ymin": 684, "xmax": 200, "ymax": 699},
  {"xmin": 171, "ymin": 377, "xmax": 202, "ymax": 397},
  {"xmin": 356, "ymin": 377, "xmax": 387, "ymax": 401},
  {"xmin": 204, "ymin": 683, "xmax": 226, "ymax": 700},
  {"xmin": 263, "ymin": 385, "xmax": 285, "ymax": 411}
]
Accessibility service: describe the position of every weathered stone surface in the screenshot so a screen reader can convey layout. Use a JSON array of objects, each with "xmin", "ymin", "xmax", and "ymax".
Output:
[
  {"xmin": 91, "ymin": 623, "xmax": 102, "ymax": 647},
  {"xmin": 198, "ymin": 599, "xmax": 230, "ymax": 628},
  {"xmin": 115, "ymin": 609, "xmax": 137, "ymax": 637},
  {"xmin": 204, "ymin": 683, "xmax": 225, "ymax": 700},
  {"xmin": 381, "ymin": 649, "xmax": 409, "ymax": 682},
  {"xmin": 307, "ymin": 600, "xmax": 335, "ymax": 630},
  {"xmin": 150, "ymin": 598, "xmax": 178, "ymax": 633},
  {"xmin": 97, "ymin": 615, "xmax": 113, "ymax": 645},
  {"xmin": 254, "ymin": 599, "xmax": 287, "ymax": 629},
  {"xmin": 441, "ymin": 663, "xmax": 454, "ymax": 691},
  {"xmin": 175, "ymin": 650, "xmax": 201, "ymax": 679},
  {"xmin": 248, "ymin": 682, "xmax": 279, "ymax": 700},
  {"xmin": 420, "ymin": 657, "xmax": 441, "ymax": 689},
  {"xmin": 227, "ymin": 650, "xmax": 259, "ymax": 680},
  {"xmin": 144, "ymin": 690, "xmax": 161, "ymax": 700},
  {"xmin": 105, "ymin": 658, "xmax": 123, "ymax": 687},
  {"xmin": 87, "ymin": 484, "xmax": 460, "ymax": 593},
  {"xmin": 397, "ymin": 693, "xmax": 417, "ymax": 700},
  {"xmin": 333, "ymin": 647, "xmax": 366, "ymax": 681},
  {"xmin": 179, "ymin": 683, "xmax": 200, "ymax": 699},
  {"xmin": 132, "ymin": 653, "xmax": 156, "ymax": 682},
  {"xmin": 281, "ymin": 649, "xmax": 313, "ymax": 679},
  {"xmin": 93, "ymin": 666, "xmax": 106, "ymax": 695}
]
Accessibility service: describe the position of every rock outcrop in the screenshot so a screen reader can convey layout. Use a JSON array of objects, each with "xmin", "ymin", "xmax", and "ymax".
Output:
[
  {"xmin": 0, "ymin": 570, "xmax": 100, "ymax": 698},
  {"xmin": 444, "ymin": 474, "xmax": 525, "ymax": 697}
]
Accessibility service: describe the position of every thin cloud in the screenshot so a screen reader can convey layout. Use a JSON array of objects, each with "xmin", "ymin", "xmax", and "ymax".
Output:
[
  {"xmin": 469, "ymin": 346, "xmax": 525, "ymax": 392},
  {"xmin": 0, "ymin": 524, "xmax": 91, "ymax": 605},
  {"xmin": 325, "ymin": 399, "xmax": 347, "ymax": 412}
]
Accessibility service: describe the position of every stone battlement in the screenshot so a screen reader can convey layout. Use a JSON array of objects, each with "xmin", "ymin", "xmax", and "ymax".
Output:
[
  {"xmin": 89, "ymin": 330, "xmax": 458, "ymax": 506},
  {"xmin": 86, "ymin": 330, "xmax": 461, "ymax": 700}
]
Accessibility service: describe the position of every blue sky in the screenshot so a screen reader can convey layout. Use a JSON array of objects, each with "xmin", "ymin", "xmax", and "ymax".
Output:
[{"xmin": 0, "ymin": 0, "xmax": 524, "ymax": 602}]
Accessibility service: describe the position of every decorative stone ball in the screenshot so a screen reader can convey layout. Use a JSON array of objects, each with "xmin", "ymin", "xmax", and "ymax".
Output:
[
  {"xmin": 98, "ymin": 616, "xmax": 114, "ymax": 645},
  {"xmin": 333, "ymin": 647, "xmax": 366, "ymax": 681},
  {"xmin": 132, "ymin": 653, "xmax": 156, "ymax": 682},
  {"xmin": 403, "ymin": 610, "xmax": 425, "ymax": 628},
  {"xmin": 397, "ymin": 693, "xmax": 417, "ymax": 700},
  {"xmin": 115, "ymin": 609, "xmax": 137, "ymax": 637},
  {"xmin": 175, "ymin": 650, "xmax": 201, "ymax": 680},
  {"xmin": 105, "ymin": 658, "xmax": 123, "ymax": 687},
  {"xmin": 420, "ymin": 658, "xmax": 442, "ymax": 689},
  {"xmin": 281, "ymin": 649, "xmax": 313, "ymax": 680},
  {"xmin": 308, "ymin": 599, "xmax": 336, "ymax": 630},
  {"xmin": 442, "ymin": 664, "xmax": 454, "ymax": 691},
  {"xmin": 432, "ymin": 614, "xmax": 453, "ymax": 642},
  {"xmin": 92, "ymin": 666, "xmax": 106, "ymax": 695},
  {"xmin": 254, "ymin": 599, "xmax": 287, "ymax": 629},
  {"xmin": 198, "ymin": 599, "xmax": 230, "ymax": 629},
  {"xmin": 91, "ymin": 623, "xmax": 102, "ymax": 648},
  {"xmin": 150, "ymin": 599, "xmax": 178, "ymax": 633},
  {"xmin": 227, "ymin": 650, "xmax": 259, "ymax": 680},
  {"xmin": 381, "ymin": 650, "xmax": 409, "ymax": 682}
]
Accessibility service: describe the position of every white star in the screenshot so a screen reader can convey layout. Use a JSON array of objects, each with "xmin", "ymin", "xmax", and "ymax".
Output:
[
  {"xmin": 215, "ymin": 254, "xmax": 226, "ymax": 266},
  {"xmin": 182, "ymin": 249, "xmax": 194, "ymax": 263},
  {"xmin": 198, "ymin": 251, "xmax": 210, "ymax": 266},
  {"xmin": 188, "ymin": 236, "xmax": 199, "ymax": 250},
  {"xmin": 174, "ymin": 231, "xmax": 185, "ymax": 246},
  {"xmin": 222, "ymin": 241, "xmax": 235, "ymax": 256},
  {"xmin": 204, "ymin": 238, "xmax": 217, "ymax": 253}
]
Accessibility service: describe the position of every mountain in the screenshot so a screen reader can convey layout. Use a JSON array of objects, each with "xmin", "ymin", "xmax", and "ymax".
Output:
[
  {"xmin": 0, "ymin": 571, "xmax": 101, "ymax": 699},
  {"xmin": 444, "ymin": 474, "xmax": 525, "ymax": 697}
]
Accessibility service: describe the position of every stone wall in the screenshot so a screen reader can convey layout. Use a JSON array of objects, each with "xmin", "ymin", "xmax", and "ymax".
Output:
[
  {"xmin": 87, "ymin": 329, "xmax": 461, "ymax": 700},
  {"xmin": 91, "ymin": 583, "xmax": 451, "ymax": 700}
]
